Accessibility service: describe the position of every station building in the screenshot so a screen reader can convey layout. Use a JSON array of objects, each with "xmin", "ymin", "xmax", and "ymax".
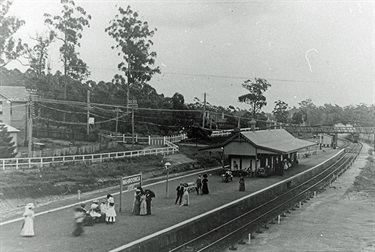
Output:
[{"xmin": 201, "ymin": 129, "xmax": 317, "ymax": 176}]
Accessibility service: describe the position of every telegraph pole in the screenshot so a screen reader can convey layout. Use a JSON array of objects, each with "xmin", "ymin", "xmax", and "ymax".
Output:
[
  {"xmin": 27, "ymin": 95, "xmax": 33, "ymax": 157},
  {"xmin": 86, "ymin": 90, "xmax": 90, "ymax": 135},
  {"xmin": 131, "ymin": 96, "xmax": 135, "ymax": 150},
  {"xmin": 115, "ymin": 107, "xmax": 119, "ymax": 133},
  {"xmin": 202, "ymin": 92, "xmax": 206, "ymax": 128}
]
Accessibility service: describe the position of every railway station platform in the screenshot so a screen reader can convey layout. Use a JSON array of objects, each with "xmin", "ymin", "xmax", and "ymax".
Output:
[{"xmin": 0, "ymin": 147, "xmax": 341, "ymax": 252}]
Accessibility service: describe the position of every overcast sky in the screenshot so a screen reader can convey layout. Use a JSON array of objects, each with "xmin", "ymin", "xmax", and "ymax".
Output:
[{"xmin": 6, "ymin": 0, "xmax": 375, "ymax": 112}]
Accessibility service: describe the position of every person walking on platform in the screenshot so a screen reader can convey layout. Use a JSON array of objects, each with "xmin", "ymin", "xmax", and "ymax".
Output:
[
  {"xmin": 20, "ymin": 203, "xmax": 35, "ymax": 237},
  {"xmin": 239, "ymin": 176, "xmax": 245, "ymax": 191},
  {"xmin": 72, "ymin": 206, "xmax": 86, "ymax": 237},
  {"xmin": 175, "ymin": 182, "xmax": 184, "ymax": 205},
  {"xmin": 181, "ymin": 187, "xmax": 189, "ymax": 206},
  {"xmin": 202, "ymin": 174, "xmax": 209, "ymax": 194},
  {"xmin": 196, "ymin": 174, "xmax": 202, "ymax": 195}
]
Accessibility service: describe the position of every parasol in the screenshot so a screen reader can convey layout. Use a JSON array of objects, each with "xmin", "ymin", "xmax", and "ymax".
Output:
[{"xmin": 145, "ymin": 189, "xmax": 156, "ymax": 198}]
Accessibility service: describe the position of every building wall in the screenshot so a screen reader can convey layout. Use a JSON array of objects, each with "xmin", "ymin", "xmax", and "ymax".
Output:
[
  {"xmin": 0, "ymin": 101, "xmax": 26, "ymax": 129},
  {"xmin": 225, "ymin": 141, "xmax": 256, "ymax": 156}
]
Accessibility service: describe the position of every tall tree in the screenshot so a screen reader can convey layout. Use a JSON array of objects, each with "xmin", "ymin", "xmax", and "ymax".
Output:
[
  {"xmin": 272, "ymin": 100, "xmax": 289, "ymax": 123},
  {"xmin": 238, "ymin": 78, "xmax": 271, "ymax": 118},
  {"xmin": 27, "ymin": 32, "xmax": 54, "ymax": 77},
  {"xmin": 298, "ymin": 99, "xmax": 321, "ymax": 126},
  {"xmin": 0, "ymin": 0, "xmax": 28, "ymax": 67},
  {"xmin": 0, "ymin": 124, "xmax": 17, "ymax": 158},
  {"xmin": 44, "ymin": 0, "xmax": 91, "ymax": 90},
  {"xmin": 105, "ymin": 5, "xmax": 160, "ymax": 109}
]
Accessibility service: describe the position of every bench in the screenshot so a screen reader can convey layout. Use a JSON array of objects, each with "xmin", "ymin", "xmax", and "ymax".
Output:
[{"xmin": 183, "ymin": 182, "xmax": 196, "ymax": 193}]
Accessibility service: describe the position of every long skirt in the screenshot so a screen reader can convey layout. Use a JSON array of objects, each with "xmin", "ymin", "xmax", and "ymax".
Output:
[
  {"xmin": 72, "ymin": 222, "xmax": 84, "ymax": 237},
  {"xmin": 146, "ymin": 199, "xmax": 152, "ymax": 215},
  {"xmin": 140, "ymin": 200, "xmax": 147, "ymax": 216},
  {"xmin": 202, "ymin": 184, "xmax": 209, "ymax": 194},
  {"xmin": 239, "ymin": 181, "xmax": 245, "ymax": 191},
  {"xmin": 20, "ymin": 216, "xmax": 34, "ymax": 237}
]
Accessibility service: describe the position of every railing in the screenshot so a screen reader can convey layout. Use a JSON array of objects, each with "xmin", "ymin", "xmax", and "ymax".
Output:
[
  {"xmin": 102, "ymin": 133, "xmax": 187, "ymax": 146},
  {"xmin": 211, "ymin": 128, "xmax": 252, "ymax": 137},
  {"xmin": 0, "ymin": 145, "xmax": 179, "ymax": 171}
]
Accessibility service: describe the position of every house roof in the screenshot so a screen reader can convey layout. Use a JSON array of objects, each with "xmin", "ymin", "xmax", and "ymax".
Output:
[
  {"xmin": 200, "ymin": 129, "xmax": 316, "ymax": 154},
  {"xmin": 0, "ymin": 123, "xmax": 20, "ymax": 133},
  {"xmin": 240, "ymin": 129, "xmax": 316, "ymax": 153},
  {"xmin": 0, "ymin": 86, "xmax": 28, "ymax": 102}
]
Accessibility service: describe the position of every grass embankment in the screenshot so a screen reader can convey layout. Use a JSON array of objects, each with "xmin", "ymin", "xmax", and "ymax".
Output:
[{"xmin": 0, "ymin": 144, "xmax": 221, "ymax": 200}]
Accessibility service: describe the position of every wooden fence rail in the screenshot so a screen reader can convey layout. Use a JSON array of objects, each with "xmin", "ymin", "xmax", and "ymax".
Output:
[{"xmin": 1, "ymin": 144, "xmax": 178, "ymax": 171}]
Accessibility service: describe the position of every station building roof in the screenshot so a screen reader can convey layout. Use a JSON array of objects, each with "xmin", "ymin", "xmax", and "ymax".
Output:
[{"xmin": 200, "ymin": 129, "xmax": 316, "ymax": 155}]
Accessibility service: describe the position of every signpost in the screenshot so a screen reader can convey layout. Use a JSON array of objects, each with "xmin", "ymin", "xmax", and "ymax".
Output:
[
  {"xmin": 119, "ymin": 173, "xmax": 142, "ymax": 212},
  {"xmin": 165, "ymin": 162, "xmax": 171, "ymax": 198}
]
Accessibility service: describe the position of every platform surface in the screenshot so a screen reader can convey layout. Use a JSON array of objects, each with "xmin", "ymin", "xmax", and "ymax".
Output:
[{"xmin": 0, "ymin": 148, "xmax": 340, "ymax": 252}]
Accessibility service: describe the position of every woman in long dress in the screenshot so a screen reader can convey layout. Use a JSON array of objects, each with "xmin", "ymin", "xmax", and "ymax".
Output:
[
  {"xmin": 132, "ymin": 189, "xmax": 141, "ymax": 215},
  {"xmin": 139, "ymin": 193, "xmax": 147, "ymax": 216},
  {"xmin": 239, "ymin": 176, "xmax": 245, "ymax": 191},
  {"xmin": 180, "ymin": 188, "xmax": 189, "ymax": 206},
  {"xmin": 20, "ymin": 203, "xmax": 35, "ymax": 237},
  {"xmin": 202, "ymin": 174, "xmax": 209, "ymax": 194}
]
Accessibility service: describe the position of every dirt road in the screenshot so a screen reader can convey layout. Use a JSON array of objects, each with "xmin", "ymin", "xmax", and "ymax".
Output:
[{"xmin": 228, "ymin": 143, "xmax": 375, "ymax": 252}]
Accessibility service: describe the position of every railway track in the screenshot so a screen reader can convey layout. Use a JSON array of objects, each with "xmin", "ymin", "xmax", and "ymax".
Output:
[{"xmin": 169, "ymin": 140, "xmax": 363, "ymax": 252}]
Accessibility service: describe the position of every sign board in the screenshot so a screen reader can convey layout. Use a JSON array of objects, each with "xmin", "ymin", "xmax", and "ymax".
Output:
[
  {"xmin": 88, "ymin": 117, "xmax": 95, "ymax": 125},
  {"xmin": 121, "ymin": 173, "xmax": 142, "ymax": 187},
  {"xmin": 119, "ymin": 173, "xmax": 142, "ymax": 212}
]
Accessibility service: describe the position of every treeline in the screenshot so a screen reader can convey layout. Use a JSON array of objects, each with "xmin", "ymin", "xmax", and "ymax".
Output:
[{"xmin": 1, "ymin": 0, "xmax": 373, "ymax": 140}]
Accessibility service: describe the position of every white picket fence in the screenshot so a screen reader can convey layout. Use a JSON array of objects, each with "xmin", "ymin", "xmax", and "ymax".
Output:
[
  {"xmin": 103, "ymin": 133, "xmax": 187, "ymax": 146},
  {"xmin": 0, "ymin": 134, "xmax": 187, "ymax": 171},
  {"xmin": 211, "ymin": 127, "xmax": 253, "ymax": 137}
]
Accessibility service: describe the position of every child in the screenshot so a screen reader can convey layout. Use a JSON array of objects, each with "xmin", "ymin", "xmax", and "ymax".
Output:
[{"xmin": 106, "ymin": 196, "xmax": 116, "ymax": 224}]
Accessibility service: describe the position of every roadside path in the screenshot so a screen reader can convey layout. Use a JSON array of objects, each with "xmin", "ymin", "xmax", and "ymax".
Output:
[{"xmin": 228, "ymin": 143, "xmax": 375, "ymax": 252}]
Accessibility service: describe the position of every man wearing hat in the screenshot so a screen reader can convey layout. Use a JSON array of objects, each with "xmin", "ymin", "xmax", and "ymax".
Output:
[{"xmin": 175, "ymin": 182, "xmax": 184, "ymax": 205}]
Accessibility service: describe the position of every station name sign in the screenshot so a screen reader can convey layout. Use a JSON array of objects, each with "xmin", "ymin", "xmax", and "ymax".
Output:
[{"xmin": 122, "ymin": 174, "xmax": 142, "ymax": 187}]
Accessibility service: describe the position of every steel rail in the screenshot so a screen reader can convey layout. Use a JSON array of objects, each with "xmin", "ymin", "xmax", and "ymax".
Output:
[{"xmin": 169, "ymin": 141, "xmax": 362, "ymax": 252}]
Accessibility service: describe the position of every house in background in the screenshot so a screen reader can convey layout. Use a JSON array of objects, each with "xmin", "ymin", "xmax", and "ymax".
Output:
[
  {"xmin": 201, "ymin": 129, "xmax": 317, "ymax": 176},
  {"xmin": 0, "ymin": 122, "xmax": 20, "ymax": 154},
  {"xmin": 0, "ymin": 86, "xmax": 28, "ymax": 131}
]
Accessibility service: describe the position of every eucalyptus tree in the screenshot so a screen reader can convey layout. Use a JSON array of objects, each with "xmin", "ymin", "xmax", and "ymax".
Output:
[
  {"xmin": 105, "ymin": 5, "xmax": 160, "ymax": 110},
  {"xmin": 44, "ymin": 0, "xmax": 91, "ymax": 98},
  {"xmin": 0, "ymin": 0, "xmax": 28, "ymax": 67},
  {"xmin": 238, "ymin": 78, "xmax": 271, "ymax": 119},
  {"xmin": 27, "ymin": 32, "xmax": 54, "ymax": 77},
  {"xmin": 272, "ymin": 100, "xmax": 289, "ymax": 123}
]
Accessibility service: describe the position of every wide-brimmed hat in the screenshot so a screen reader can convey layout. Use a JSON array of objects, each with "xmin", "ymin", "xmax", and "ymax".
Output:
[
  {"xmin": 26, "ymin": 203, "xmax": 34, "ymax": 209},
  {"xmin": 93, "ymin": 199, "xmax": 99, "ymax": 203}
]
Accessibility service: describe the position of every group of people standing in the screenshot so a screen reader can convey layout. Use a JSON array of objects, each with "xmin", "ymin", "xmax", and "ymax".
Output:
[
  {"xmin": 175, "ymin": 174, "xmax": 210, "ymax": 207},
  {"xmin": 132, "ymin": 187, "xmax": 154, "ymax": 216}
]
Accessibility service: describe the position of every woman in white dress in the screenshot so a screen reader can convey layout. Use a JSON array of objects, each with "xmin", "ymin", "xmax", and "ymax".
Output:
[
  {"xmin": 20, "ymin": 203, "xmax": 35, "ymax": 237},
  {"xmin": 139, "ymin": 193, "xmax": 147, "ymax": 216},
  {"xmin": 106, "ymin": 196, "xmax": 116, "ymax": 224},
  {"xmin": 181, "ymin": 187, "xmax": 189, "ymax": 206}
]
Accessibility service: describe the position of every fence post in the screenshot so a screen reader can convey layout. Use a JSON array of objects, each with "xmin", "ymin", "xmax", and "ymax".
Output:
[
  {"xmin": 123, "ymin": 134, "xmax": 125, "ymax": 143},
  {"xmin": 136, "ymin": 134, "xmax": 138, "ymax": 143},
  {"xmin": 40, "ymin": 158, "xmax": 43, "ymax": 168},
  {"xmin": 148, "ymin": 136, "xmax": 151, "ymax": 145},
  {"xmin": 163, "ymin": 136, "xmax": 166, "ymax": 145},
  {"xmin": 2, "ymin": 159, "xmax": 5, "ymax": 170}
]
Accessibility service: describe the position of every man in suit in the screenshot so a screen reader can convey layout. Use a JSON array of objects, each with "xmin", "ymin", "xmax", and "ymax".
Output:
[{"xmin": 175, "ymin": 182, "xmax": 184, "ymax": 205}]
